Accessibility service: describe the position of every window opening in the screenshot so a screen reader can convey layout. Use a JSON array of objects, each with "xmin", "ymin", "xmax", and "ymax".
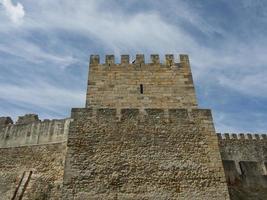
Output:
[{"xmin": 140, "ymin": 84, "xmax": 143, "ymax": 94}]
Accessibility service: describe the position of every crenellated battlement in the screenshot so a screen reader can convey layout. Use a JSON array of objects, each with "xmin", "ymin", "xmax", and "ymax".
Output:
[
  {"xmin": 217, "ymin": 133, "xmax": 267, "ymax": 140},
  {"xmin": 216, "ymin": 132, "xmax": 267, "ymax": 195},
  {"xmin": 87, "ymin": 53, "xmax": 197, "ymax": 109},
  {"xmin": 218, "ymin": 132, "xmax": 267, "ymax": 181},
  {"xmin": 0, "ymin": 114, "xmax": 72, "ymax": 148},
  {"xmin": 63, "ymin": 105, "xmax": 230, "ymax": 199},
  {"xmin": 71, "ymin": 107, "xmax": 212, "ymax": 122},
  {"xmin": 90, "ymin": 54, "xmax": 190, "ymax": 67}
]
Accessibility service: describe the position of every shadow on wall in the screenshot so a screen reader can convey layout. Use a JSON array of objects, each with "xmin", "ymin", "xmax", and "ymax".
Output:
[{"xmin": 223, "ymin": 160, "xmax": 267, "ymax": 200}]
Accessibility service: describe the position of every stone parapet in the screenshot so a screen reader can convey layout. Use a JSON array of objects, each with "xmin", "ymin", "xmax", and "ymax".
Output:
[
  {"xmin": 90, "ymin": 54, "xmax": 190, "ymax": 66},
  {"xmin": 86, "ymin": 54, "xmax": 197, "ymax": 110},
  {"xmin": 0, "ymin": 114, "xmax": 71, "ymax": 148}
]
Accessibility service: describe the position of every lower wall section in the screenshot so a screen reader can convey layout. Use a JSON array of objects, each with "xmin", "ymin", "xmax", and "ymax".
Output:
[
  {"xmin": 218, "ymin": 134, "xmax": 267, "ymax": 199},
  {"xmin": 0, "ymin": 142, "xmax": 67, "ymax": 200},
  {"xmin": 63, "ymin": 108, "xmax": 230, "ymax": 200},
  {"xmin": 222, "ymin": 160, "xmax": 267, "ymax": 200}
]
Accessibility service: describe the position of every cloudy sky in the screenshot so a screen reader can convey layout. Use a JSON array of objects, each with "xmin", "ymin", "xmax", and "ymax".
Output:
[{"xmin": 0, "ymin": 0, "xmax": 267, "ymax": 133}]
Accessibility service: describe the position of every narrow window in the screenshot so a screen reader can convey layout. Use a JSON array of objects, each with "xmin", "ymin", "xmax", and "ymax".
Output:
[
  {"xmin": 140, "ymin": 84, "xmax": 143, "ymax": 94},
  {"xmin": 239, "ymin": 162, "xmax": 245, "ymax": 175}
]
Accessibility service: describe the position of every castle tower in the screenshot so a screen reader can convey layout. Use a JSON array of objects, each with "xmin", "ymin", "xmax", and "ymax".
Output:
[
  {"xmin": 86, "ymin": 54, "xmax": 197, "ymax": 110},
  {"xmin": 63, "ymin": 54, "xmax": 230, "ymax": 199}
]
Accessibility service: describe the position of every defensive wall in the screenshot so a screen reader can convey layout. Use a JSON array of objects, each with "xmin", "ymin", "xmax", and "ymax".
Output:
[
  {"xmin": 0, "ymin": 114, "xmax": 71, "ymax": 148},
  {"xmin": 63, "ymin": 108, "xmax": 229, "ymax": 199},
  {"xmin": 0, "ymin": 114, "xmax": 71, "ymax": 200},
  {"xmin": 217, "ymin": 133, "xmax": 267, "ymax": 199}
]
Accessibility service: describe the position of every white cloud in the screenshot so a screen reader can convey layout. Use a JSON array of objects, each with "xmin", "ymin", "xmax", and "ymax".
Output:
[
  {"xmin": 218, "ymin": 72, "xmax": 267, "ymax": 98},
  {"xmin": 0, "ymin": 1, "xmax": 198, "ymax": 66},
  {"xmin": 0, "ymin": 36, "xmax": 77, "ymax": 67},
  {"xmin": 18, "ymin": 1, "xmax": 196, "ymax": 53},
  {"xmin": 0, "ymin": 82, "xmax": 84, "ymax": 110},
  {"xmin": 1, "ymin": 0, "xmax": 25, "ymax": 24}
]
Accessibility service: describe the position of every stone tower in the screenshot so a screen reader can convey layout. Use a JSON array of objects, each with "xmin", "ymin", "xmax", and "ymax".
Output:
[
  {"xmin": 62, "ymin": 54, "xmax": 230, "ymax": 199},
  {"xmin": 86, "ymin": 54, "xmax": 197, "ymax": 110}
]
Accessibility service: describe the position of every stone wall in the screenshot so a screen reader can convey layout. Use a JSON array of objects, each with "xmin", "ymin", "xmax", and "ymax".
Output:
[
  {"xmin": 218, "ymin": 133, "xmax": 267, "ymax": 163},
  {"xmin": 0, "ymin": 114, "xmax": 70, "ymax": 199},
  {"xmin": 63, "ymin": 108, "xmax": 229, "ymax": 200},
  {"xmin": 217, "ymin": 133, "xmax": 267, "ymax": 200},
  {"xmin": 86, "ymin": 54, "xmax": 198, "ymax": 110},
  {"xmin": 0, "ymin": 143, "xmax": 67, "ymax": 200},
  {"xmin": 0, "ymin": 114, "xmax": 71, "ymax": 148}
]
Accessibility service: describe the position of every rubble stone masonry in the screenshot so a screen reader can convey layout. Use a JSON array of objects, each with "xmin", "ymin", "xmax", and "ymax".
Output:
[
  {"xmin": 62, "ymin": 108, "xmax": 229, "ymax": 199},
  {"xmin": 0, "ymin": 115, "xmax": 71, "ymax": 199}
]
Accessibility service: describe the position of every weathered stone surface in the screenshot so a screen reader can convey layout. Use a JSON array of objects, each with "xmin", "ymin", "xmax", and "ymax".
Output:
[
  {"xmin": 0, "ymin": 117, "xmax": 71, "ymax": 199},
  {"xmin": 218, "ymin": 133, "xmax": 267, "ymax": 199},
  {"xmin": 86, "ymin": 54, "xmax": 198, "ymax": 110},
  {"xmin": 62, "ymin": 108, "xmax": 229, "ymax": 199},
  {"xmin": 0, "ymin": 117, "xmax": 13, "ymax": 128},
  {"xmin": 218, "ymin": 133, "xmax": 267, "ymax": 163},
  {"xmin": 16, "ymin": 114, "xmax": 40, "ymax": 125},
  {"xmin": 0, "ymin": 143, "xmax": 67, "ymax": 200},
  {"xmin": 0, "ymin": 117, "xmax": 71, "ymax": 148}
]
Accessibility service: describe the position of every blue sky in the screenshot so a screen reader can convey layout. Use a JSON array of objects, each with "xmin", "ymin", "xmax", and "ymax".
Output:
[{"xmin": 0, "ymin": 0, "xmax": 267, "ymax": 133}]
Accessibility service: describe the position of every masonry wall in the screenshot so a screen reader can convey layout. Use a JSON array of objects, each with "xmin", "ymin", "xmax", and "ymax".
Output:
[
  {"xmin": 0, "ymin": 115, "xmax": 71, "ymax": 148},
  {"xmin": 0, "ymin": 143, "xmax": 67, "ymax": 200},
  {"xmin": 0, "ymin": 114, "xmax": 70, "ymax": 200},
  {"xmin": 217, "ymin": 133, "xmax": 267, "ymax": 200},
  {"xmin": 63, "ymin": 108, "xmax": 229, "ymax": 200},
  {"xmin": 86, "ymin": 54, "xmax": 198, "ymax": 110}
]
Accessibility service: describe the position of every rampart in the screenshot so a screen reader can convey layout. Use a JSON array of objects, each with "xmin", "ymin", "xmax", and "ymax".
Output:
[
  {"xmin": 0, "ymin": 114, "xmax": 71, "ymax": 200},
  {"xmin": 0, "ymin": 114, "xmax": 71, "ymax": 148},
  {"xmin": 217, "ymin": 133, "xmax": 267, "ymax": 199},
  {"xmin": 86, "ymin": 54, "xmax": 198, "ymax": 109},
  {"xmin": 62, "ymin": 107, "xmax": 229, "ymax": 199},
  {"xmin": 0, "ymin": 143, "xmax": 67, "ymax": 200}
]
